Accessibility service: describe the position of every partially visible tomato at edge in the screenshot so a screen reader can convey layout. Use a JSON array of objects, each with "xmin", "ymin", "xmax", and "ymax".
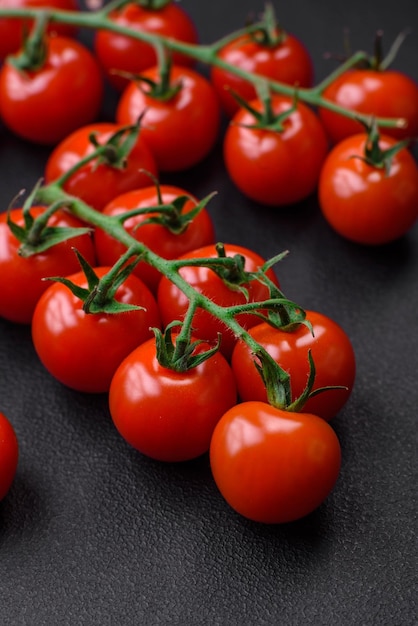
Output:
[
  {"xmin": 0, "ymin": 206, "xmax": 97, "ymax": 325},
  {"xmin": 0, "ymin": 411, "xmax": 19, "ymax": 502},
  {"xmin": 44, "ymin": 123, "xmax": 158, "ymax": 212},
  {"xmin": 94, "ymin": 185, "xmax": 215, "ymax": 294}
]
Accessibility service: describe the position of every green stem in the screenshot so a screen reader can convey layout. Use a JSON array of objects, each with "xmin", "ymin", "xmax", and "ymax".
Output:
[{"xmin": 0, "ymin": 5, "xmax": 403, "ymax": 129}]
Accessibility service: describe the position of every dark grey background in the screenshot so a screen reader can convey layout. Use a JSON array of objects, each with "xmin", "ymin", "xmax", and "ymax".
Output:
[{"xmin": 0, "ymin": 1, "xmax": 417, "ymax": 624}]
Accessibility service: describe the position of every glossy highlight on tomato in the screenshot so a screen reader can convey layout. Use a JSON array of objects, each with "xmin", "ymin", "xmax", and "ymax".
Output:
[
  {"xmin": 0, "ymin": 206, "xmax": 96, "ymax": 324},
  {"xmin": 211, "ymin": 30, "xmax": 313, "ymax": 118},
  {"xmin": 94, "ymin": 1, "xmax": 198, "ymax": 91},
  {"xmin": 318, "ymin": 133, "xmax": 418, "ymax": 245},
  {"xmin": 44, "ymin": 123, "xmax": 158, "ymax": 211},
  {"xmin": 231, "ymin": 311, "xmax": 356, "ymax": 421},
  {"xmin": 210, "ymin": 401, "xmax": 341, "ymax": 524},
  {"xmin": 109, "ymin": 336, "xmax": 237, "ymax": 462},
  {"xmin": 0, "ymin": 35, "xmax": 103, "ymax": 145},
  {"xmin": 319, "ymin": 68, "xmax": 418, "ymax": 143},
  {"xmin": 223, "ymin": 95, "xmax": 329, "ymax": 206},
  {"xmin": 116, "ymin": 65, "xmax": 221, "ymax": 172},
  {"xmin": 0, "ymin": 411, "xmax": 19, "ymax": 502},
  {"xmin": 31, "ymin": 267, "xmax": 161, "ymax": 393},
  {"xmin": 94, "ymin": 185, "xmax": 215, "ymax": 293}
]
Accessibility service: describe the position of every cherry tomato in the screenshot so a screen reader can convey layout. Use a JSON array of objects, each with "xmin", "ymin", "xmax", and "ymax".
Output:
[
  {"xmin": 116, "ymin": 65, "xmax": 221, "ymax": 172},
  {"xmin": 44, "ymin": 123, "xmax": 158, "ymax": 212},
  {"xmin": 0, "ymin": 206, "xmax": 96, "ymax": 324},
  {"xmin": 0, "ymin": 0, "xmax": 78, "ymax": 61},
  {"xmin": 94, "ymin": 185, "xmax": 215, "ymax": 294},
  {"xmin": 231, "ymin": 311, "xmax": 356, "ymax": 421},
  {"xmin": 211, "ymin": 30, "xmax": 313, "ymax": 118},
  {"xmin": 318, "ymin": 133, "xmax": 418, "ymax": 245},
  {"xmin": 210, "ymin": 401, "xmax": 341, "ymax": 524},
  {"xmin": 0, "ymin": 35, "xmax": 103, "ymax": 145},
  {"xmin": 319, "ymin": 69, "xmax": 418, "ymax": 143},
  {"xmin": 157, "ymin": 243, "xmax": 280, "ymax": 359},
  {"xmin": 223, "ymin": 95, "xmax": 329, "ymax": 206},
  {"xmin": 31, "ymin": 267, "xmax": 161, "ymax": 393},
  {"xmin": 0, "ymin": 411, "xmax": 19, "ymax": 502},
  {"xmin": 109, "ymin": 335, "xmax": 237, "ymax": 462},
  {"xmin": 94, "ymin": 1, "xmax": 198, "ymax": 91}
]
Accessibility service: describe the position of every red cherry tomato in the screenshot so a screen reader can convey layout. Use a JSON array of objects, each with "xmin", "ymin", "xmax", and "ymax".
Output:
[
  {"xmin": 44, "ymin": 123, "xmax": 158, "ymax": 212},
  {"xmin": 0, "ymin": 411, "xmax": 19, "ymax": 502},
  {"xmin": 318, "ymin": 133, "xmax": 418, "ymax": 245},
  {"xmin": 31, "ymin": 267, "xmax": 161, "ymax": 393},
  {"xmin": 0, "ymin": 35, "xmax": 103, "ymax": 145},
  {"xmin": 231, "ymin": 311, "xmax": 356, "ymax": 421},
  {"xmin": 94, "ymin": 185, "xmax": 215, "ymax": 294},
  {"xmin": 157, "ymin": 243, "xmax": 280, "ymax": 359},
  {"xmin": 210, "ymin": 401, "xmax": 341, "ymax": 524},
  {"xmin": 109, "ymin": 335, "xmax": 237, "ymax": 462},
  {"xmin": 223, "ymin": 95, "xmax": 329, "ymax": 206},
  {"xmin": 211, "ymin": 30, "xmax": 313, "ymax": 118},
  {"xmin": 0, "ymin": 0, "xmax": 78, "ymax": 61},
  {"xmin": 319, "ymin": 69, "xmax": 418, "ymax": 143},
  {"xmin": 0, "ymin": 206, "xmax": 96, "ymax": 324},
  {"xmin": 116, "ymin": 65, "xmax": 221, "ymax": 172},
  {"xmin": 94, "ymin": 1, "xmax": 198, "ymax": 91}
]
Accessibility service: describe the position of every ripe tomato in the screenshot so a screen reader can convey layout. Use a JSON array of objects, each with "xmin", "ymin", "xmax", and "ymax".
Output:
[
  {"xmin": 0, "ymin": 206, "xmax": 96, "ymax": 324},
  {"xmin": 94, "ymin": 1, "xmax": 198, "ymax": 91},
  {"xmin": 94, "ymin": 185, "xmax": 215, "ymax": 294},
  {"xmin": 0, "ymin": 411, "xmax": 19, "ymax": 502},
  {"xmin": 319, "ymin": 69, "xmax": 418, "ymax": 143},
  {"xmin": 211, "ymin": 30, "xmax": 313, "ymax": 118},
  {"xmin": 0, "ymin": 0, "xmax": 78, "ymax": 61},
  {"xmin": 109, "ymin": 335, "xmax": 237, "ymax": 462},
  {"xmin": 44, "ymin": 123, "xmax": 158, "ymax": 212},
  {"xmin": 157, "ymin": 243, "xmax": 280, "ymax": 359},
  {"xmin": 31, "ymin": 267, "xmax": 161, "ymax": 393},
  {"xmin": 116, "ymin": 65, "xmax": 221, "ymax": 172},
  {"xmin": 210, "ymin": 401, "xmax": 341, "ymax": 524},
  {"xmin": 0, "ymin": 35, "xmax": 103, "ymax": 145},
  {"xmin": 223, "ymin": 95, "xmax": 329, "ymax": 206},
  {"xmin": 318, "ymin": 133, "xmax": 418, "ymax": 245},
  {"xmin": 231, "ymin": 311, "xmax": 356, "ymax": 421}
]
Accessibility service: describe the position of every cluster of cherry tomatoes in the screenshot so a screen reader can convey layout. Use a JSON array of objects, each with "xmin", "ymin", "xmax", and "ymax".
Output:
[{"xmin": 0, "ymin": 0, "xmax": 416, "ymax": 523}]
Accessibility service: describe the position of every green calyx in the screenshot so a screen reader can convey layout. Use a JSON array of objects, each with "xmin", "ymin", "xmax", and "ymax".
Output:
[
  {"xmin": 153, "ymin": 322, "xmax": 222, "ymax": 372},
  {"xmin": 356, "ymin": 119, "xmax": 410, "ymax": 174},
  {"xmin": 247, "ymin": 2, "xmax": 286, "ymax": 48},
  {"xmin": 7, "ymin": 183, "xmax": 91, "ymax": 258},
  {"xmin": 46, "ymin": 249, "xmax": 145, "ymax": 315},
  {"xmin": 8, "ymin": 12, "xmax": 49, "ymax": 72},
  {"xmin": 89, "ymin": 121, "xmax": 143, "ymax": 170},
  {"xmin": 231, "ymin": 83, "xmax": 298, "ymax": 131}
]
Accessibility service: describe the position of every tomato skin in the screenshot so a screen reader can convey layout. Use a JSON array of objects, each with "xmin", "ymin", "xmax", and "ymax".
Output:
[
  {"xmin": 31, "ymin": 267, "xmax": 161, "ymax": 393},
  {"xmin": 109, "ymin": 336, "xmax": 237, "ymax": 462},
  {"xmin": 44, "ymin": 123, "xmax": 158, "ymax": 212},
  {"xmin": 116, "ymin": 65, "xmax": 221, "ymax": 172},
  {"xmin": 0, "ymin": 411, "xmax": 19, "ymax": 502},
  {"xmin": 211, "ymin": 31, "xmax": 313, "ymax": 118},
  {"xmin": 0, "ymin": 0, "xmax": 78, "ymax": 61},
  {"xmin": 94, "ymin": 185, "xmax": 215, "ymax": 294},
  {"xmin": 0, "ymin": 36, "xmax": 103, "ymax": 146},
  {"xmin": 210, "ymin": 401, "xmax": 341, "ymax": 524},
  {"xmin": 319, "ymin": 69, "xmax": 418, "ymax": 143},
  {"xmin": 223, "ymin": 95, "xmax": 329, "ymax": 206},
  {"xmin": 157, "ymin": 243, "xmax": 280, "ymax": 359},
  {"xmin": 0, "ymin": 206, "xmax": 97, "ymax": 325},
  {"xmin": 318, "ymin": 133, "xmax": 418, "ymax": 245},
  {"xmin": 94, "ymin": 1, "xmax": 198, "ymax": 91},
  {"xmin": 231, "ymin": 311, "xmax": 356, "ymax": 421}
]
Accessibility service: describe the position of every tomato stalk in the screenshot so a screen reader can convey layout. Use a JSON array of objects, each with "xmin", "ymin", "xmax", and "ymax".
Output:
[{"xmin": 0, "ymin": 4, "xmax": 405, "ymax": 130}]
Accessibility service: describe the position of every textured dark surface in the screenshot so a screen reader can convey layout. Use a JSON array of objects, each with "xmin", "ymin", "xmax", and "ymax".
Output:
[{"xmin": 0, "ymin": 1, "xmax": 417, "ymax": 624}]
